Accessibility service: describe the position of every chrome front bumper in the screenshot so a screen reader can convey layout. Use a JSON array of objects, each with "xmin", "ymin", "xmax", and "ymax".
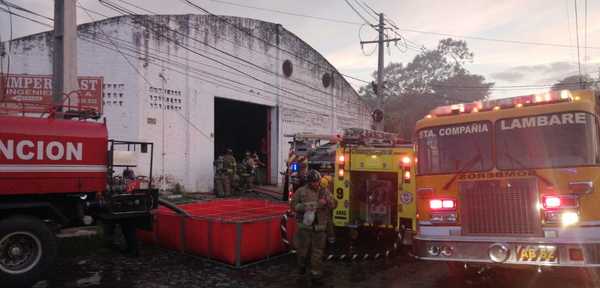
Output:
[{"xmin": 414, "ymin": 234, "xmax": 600, "ymax": 268}]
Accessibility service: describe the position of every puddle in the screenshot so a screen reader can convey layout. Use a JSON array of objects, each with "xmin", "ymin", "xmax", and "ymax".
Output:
[{"xmin": 75, "ymin": 272, "xmax": 102, "ymax": 287}]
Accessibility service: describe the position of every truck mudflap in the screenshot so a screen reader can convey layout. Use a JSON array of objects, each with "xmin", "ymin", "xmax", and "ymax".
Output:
[{"xmin": 414, "ymin": 237, "xmax": 600, "ymax": 268}]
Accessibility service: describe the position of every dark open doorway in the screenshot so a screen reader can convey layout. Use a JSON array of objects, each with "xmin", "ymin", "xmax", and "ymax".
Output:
[{"xmin": 214, "ymin": 97, "xmax": 271, "ymax": 183}]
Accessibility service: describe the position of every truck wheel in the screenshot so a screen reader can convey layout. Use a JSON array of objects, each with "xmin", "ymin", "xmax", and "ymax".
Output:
[{"xmin": 0, "ymin": 216, "xmax": 57, "ymax": 288}]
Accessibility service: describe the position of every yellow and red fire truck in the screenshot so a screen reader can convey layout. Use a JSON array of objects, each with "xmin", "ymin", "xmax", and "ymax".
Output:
[
  {"xmin": 332, "ymin": 128, "xmax": 416, "ymax": 253},
  {"xmin": 414, "ymin": 90, "xmax": 600, "ymax": 273}
]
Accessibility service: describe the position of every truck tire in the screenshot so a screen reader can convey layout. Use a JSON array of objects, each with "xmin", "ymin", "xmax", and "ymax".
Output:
[{"xmin": 0, "ymin": 215, "xmax": 57, "ymax": 288}]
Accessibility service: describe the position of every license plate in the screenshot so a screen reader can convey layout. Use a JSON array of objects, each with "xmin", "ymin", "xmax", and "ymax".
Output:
[{"xmin": 515, "ymin": 245, "xmax": 558, "ymax": 263}]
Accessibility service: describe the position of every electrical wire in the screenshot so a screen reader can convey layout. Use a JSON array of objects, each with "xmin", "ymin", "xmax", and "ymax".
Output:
[
  {"xmin": 358, "ymin": 24, "xmax": 377, "ymax": 56},
  {"xmin": 74, "ymin": 4, "xmax": 369, "ymax": 117},
  {"xmin": 107, "ymin": 0, "xmax": 370, "ymax": 107},
  {"xmin": 565, "ymin": 0, "xmax": 576, "ymax": 66},
  {"xmin": 1, "ymin": 0, "xmax": 13, "ymax": 102},
  {"xmin": 177, "ymin": 0, "xmax": 600, "ymax": 51},
  {"xmin": 79, "ymin": 32, "xmax": 365, "ymax": 117},
  {"xmin": 0, "ymin": 4, "xmax": 370, "ymax": 124},
  {"xmin": 574, "ymin": 0, "xmax": 583, "ymax": 86},
  {"xmin": 116, "ymin": 0, "xmax": 371, "ymax": 85},
  {"xmin": 584, "ymin": 0, "xmax": 587, "ymax": 72},
  {"xmin": 78, "ymin": 1, "xmax": 215, "ymax": 141},
  {"xmin": 353, "ymin": 0, "xmax": 378, "ymax": 22},
  {"xmin": 343, "ymin": 0, "xmax": 375, "ymax": 28},
  {"xmin": 101, "ymin": 3, "xmax": 368, "ymax": 113},
  {"xmin": 1, "ymin": 0, "xmax": 54, "ymax": 21}
]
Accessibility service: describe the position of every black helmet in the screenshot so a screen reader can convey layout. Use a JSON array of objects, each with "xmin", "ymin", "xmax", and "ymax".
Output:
[{"xmin": 306, "ymin": 169, "xmax": 321, "ymax": 183}]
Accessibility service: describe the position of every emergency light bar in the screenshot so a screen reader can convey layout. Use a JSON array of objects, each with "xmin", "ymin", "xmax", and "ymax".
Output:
[
  {"xmin": 342, "ymin": 128, "xmax": 408, "ymax": 146},
  {"xmin": 428, "ymin": 90, "xmax": 574, "ymax": 117}
]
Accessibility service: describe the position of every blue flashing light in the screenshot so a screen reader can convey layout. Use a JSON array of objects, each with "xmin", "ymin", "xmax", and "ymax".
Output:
[{"xmin": 290, "ymin": 162, "xmax": 299, "ymax": 172}]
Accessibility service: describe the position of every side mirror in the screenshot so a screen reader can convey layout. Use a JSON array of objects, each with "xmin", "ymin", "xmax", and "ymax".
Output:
[{"xmin": 141, "ymin": 143, "xmax": 148, "ymax": 154}]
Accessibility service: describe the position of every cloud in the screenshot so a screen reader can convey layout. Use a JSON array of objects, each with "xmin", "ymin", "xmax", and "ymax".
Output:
[
  {"xmin": 489, "ymin": 61, "xmax": 581, "ymax": 84},
  {"xmin": 510, "ymin": 61, "xmax": 577, "ymax": 74},
  {"xmin": 490, "ymin": 71, "xmax": 525, "ymax": 82}
]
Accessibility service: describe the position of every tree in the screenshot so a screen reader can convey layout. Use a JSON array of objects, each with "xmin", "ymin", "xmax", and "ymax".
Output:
[
  {"xmin": 551, "ymin": 74, "xmax": 598, "ymax": 91},
  {"xmin": 359, "ymin": 38, "xmax": 493, "ymax": 138}
]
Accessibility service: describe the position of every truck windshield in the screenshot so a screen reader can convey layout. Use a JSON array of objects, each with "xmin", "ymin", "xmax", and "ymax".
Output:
[
  {"xmin": 417, "ymin": 121, "xmax": 493, "ymax": 175},
  {"xmin": 496, "ymin": 111, "xmax": 598, "ymax": 169}
]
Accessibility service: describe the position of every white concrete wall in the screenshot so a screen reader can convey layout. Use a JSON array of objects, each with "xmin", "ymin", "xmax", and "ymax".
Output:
[{"xmin": 1, "ymin": 15, "xmax": 371, "ymax": 192}]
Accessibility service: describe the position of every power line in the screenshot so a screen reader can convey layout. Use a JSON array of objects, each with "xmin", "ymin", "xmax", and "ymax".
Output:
[
  {"xmin": 75, "ymin": 4, "xmax": 368, "ymax": 117},
  {"xmin": 0, "ymin": 6, "xmax": 52, "ymax": 27},
  {"xmin": 78, "ymin": 1, "xmax": 214, "ymax": 141},
  {"xmin": 208, "ymin": 0, "xmax": 361, "ymax": 25},
  {"xmin": 109, "ymin": 0, "xmax": 361, "ymax": 104},
  {"xmin": 352, "ymin": 0, "xmax": 378, "ymax": 22},
  {"xmin": 584, "ymin": 0, "xmax": 588, "ymax": 72},
  {"xmin": 0, "ymin": 3, "xmax": 369, "ymax": 121},
  {"xmin": 80, "ymin": 34, "xmax": 339, "ymax": 118},
  {"xmin": 115, "ymin": 0, "xmax": 371, "ymax": 85},
  {"xmin": 208, "ymin": 0, "xmax": 600, "ymax": 51},
  {"xmin": 1, "ymin": 2, "xmax": 13, "ymax": 102},
  {"xmin": 565, "ymin": 0, "xmax": 575, "ymax": 66},
  {"xmin": 343, "ymin": 0, "xmax": 375, "ymax": 28},
  {"xmin": 0, "ymin": 0, "xmax": 54, "ymax": 21},
  {"xmin": 82, "ymin": 32, "xmax": 367, "ymax": 117},
  {"xmin": 574, "ymin": 0, "xmax": 583, "ymax": 86},
  {"xmin": 102, "ymin": 0, "xmax": 369, "ymax": 109}
]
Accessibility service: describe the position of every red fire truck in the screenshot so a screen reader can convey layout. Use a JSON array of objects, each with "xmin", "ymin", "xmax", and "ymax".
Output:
[{"xmin": 0, "ymin": 115, "xmax": 157, "ymax": 287}]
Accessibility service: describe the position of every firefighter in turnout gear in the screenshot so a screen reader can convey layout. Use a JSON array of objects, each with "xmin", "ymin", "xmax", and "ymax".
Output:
[
  {"xmin": 222, "ymin": 149, "xmax": 237, "ymax": 196},
  {"xmin": 240, "ymin": 151, "xmax": 256, "ymax": 191},
  {"xmin": 291, "ymin": 170, "xmax": 336, "ymax": 285}
]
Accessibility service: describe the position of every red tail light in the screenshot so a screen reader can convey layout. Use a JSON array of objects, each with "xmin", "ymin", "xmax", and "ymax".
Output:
[{"xmin": 429, "ymin": 199, "xmax": 455, "ymax": 210}]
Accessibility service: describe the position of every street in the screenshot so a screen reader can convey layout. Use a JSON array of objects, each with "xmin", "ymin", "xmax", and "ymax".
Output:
[{"xmin": 33, "ymin": 237, "xmax": 596, "ymax": 288}]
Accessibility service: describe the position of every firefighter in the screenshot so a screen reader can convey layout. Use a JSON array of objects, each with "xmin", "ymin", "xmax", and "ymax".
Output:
[
  {"xmin": 320, "ymin": 175, "xmax": 336, "ymax": 244},
  {"xmin": 240, "ymin": 151, "xmax": 256, "ymax": 191},
  {"xmin": 252, "ymin": 152, "xmax": 266, "ymax": 186},
  {"xmin": 291, "ymin": 169, "xmax": 335, "ymax": 286},
  {"xmin": 214, "ymin": 155, "xmax": 226, "ymax": 197},
  {"xmin": 222, "ymin": 149, "xmax": 237, "ymax": 196}
]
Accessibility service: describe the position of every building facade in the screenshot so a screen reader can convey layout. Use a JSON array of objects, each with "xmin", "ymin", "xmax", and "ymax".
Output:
[{"xmin": 1, "ymin": 15, "xmax": 371, "ymax": 192}]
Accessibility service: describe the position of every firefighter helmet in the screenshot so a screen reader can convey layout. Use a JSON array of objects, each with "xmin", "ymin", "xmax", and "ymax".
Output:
[{"xmin": 306, "ymin": 169, "xmax": 321, "ymax": 183}]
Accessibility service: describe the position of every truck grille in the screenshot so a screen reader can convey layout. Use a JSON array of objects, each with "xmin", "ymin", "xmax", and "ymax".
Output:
[{"xmin": 459, "ymin": 179, "xmax": 541, "ymax": 236}]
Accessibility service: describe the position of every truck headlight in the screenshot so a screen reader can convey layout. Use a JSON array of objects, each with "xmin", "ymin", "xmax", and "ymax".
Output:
[{"xmin": 561, "ymin": 211, "xmax": 579, "ymax": 226}]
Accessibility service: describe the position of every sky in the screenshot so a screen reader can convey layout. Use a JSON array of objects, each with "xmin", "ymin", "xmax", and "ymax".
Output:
[{"xmin": 1, "ymin": 0, "xmax": 599, "ymax": 99}]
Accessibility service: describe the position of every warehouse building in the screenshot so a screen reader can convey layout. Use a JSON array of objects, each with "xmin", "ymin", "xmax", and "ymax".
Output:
[{"xmin": 1, "ymin": 14, "xmax": 371, "ymax": 192}]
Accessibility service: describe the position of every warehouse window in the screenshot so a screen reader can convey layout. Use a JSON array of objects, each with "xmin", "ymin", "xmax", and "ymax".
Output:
[
  {"xmin": 282, "ymin": 60, "xmax": 293, "ymax": 77},
  {"xmin": 322, "ymin": 73, "xmax": 332, "ymax": 88}
]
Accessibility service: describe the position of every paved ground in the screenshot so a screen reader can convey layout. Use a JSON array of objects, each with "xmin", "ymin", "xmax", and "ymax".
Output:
[
  {"xmin": 29, "ymin": 192, "xmax": 600, "ymax": 288},
  {"xmin": 32, "ymin": 238, "xmax": 599, "ymax": 288}
]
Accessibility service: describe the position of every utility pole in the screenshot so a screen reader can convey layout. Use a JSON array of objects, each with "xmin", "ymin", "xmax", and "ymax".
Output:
[
  {"xmin": 52, "ymin": 0, "xmax": 78, "ymax": 119},
  {"xmin": 360, "ymin": 13, "xmax": 401, "ymax": 131},
  {"xmin": 159, "ymin": 70, "xmax": 167, "ymax": 194}
]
